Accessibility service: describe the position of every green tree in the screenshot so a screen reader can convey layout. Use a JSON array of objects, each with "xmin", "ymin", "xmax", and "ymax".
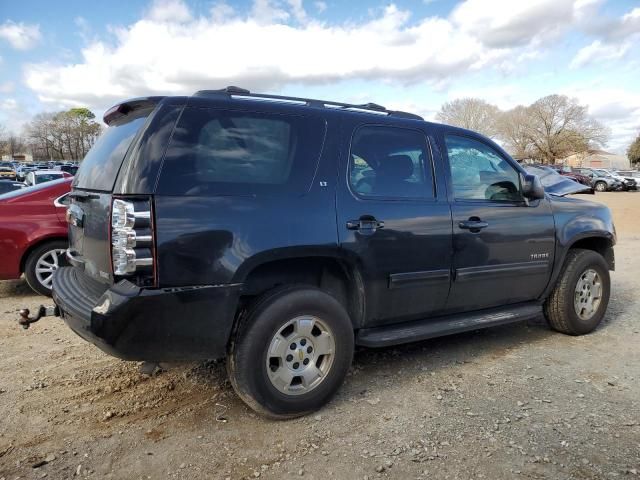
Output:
[
  {"xmin": 24, "ymin": 107, "xmax": 102, "ymax": 161},
  {"xmin": 628, "ymin": 134, "xmax": 640, "ymax": 165}
]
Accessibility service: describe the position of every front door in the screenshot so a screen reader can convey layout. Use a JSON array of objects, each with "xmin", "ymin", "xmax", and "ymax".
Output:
[
  {"xmin": 441, "ymin": 133, "xmax": 556, "ymax": 313},
  {"xmin": 337, "ymin": 122, "xmax": 453, "ymax": 327}
]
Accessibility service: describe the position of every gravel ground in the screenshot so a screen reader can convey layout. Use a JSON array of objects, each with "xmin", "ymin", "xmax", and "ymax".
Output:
[{"xmin": 0, "ymin": 192, "xmax": 638, "ymax": 480}]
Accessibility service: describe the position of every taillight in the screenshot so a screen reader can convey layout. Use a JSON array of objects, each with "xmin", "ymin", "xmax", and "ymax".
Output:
[{"xmin": 111, "ymin": 198, "xmax": 154, "ymax": 279}]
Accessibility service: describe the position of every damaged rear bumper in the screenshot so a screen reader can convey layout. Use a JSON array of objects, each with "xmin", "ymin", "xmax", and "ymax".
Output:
[{"xmin": 51, "ymin": 266, "xmax": 241, "ymax": 362}]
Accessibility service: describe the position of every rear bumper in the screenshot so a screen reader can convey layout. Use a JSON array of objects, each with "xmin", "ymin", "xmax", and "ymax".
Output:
[{"xmin": 52, "ymin": 266, "xmax": 241, "ymax": 362}]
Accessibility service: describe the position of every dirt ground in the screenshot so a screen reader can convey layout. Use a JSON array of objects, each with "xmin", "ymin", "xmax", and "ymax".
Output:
[{"xmin": 1, "ymin": 192, "xmax": 639, "ymax": 480}]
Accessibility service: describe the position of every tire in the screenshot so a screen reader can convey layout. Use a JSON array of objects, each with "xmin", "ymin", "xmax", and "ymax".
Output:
[
  {"xmin": 23, "ymin": 240, "xmax": 68, "ymax": 297},
  {"xmin": 544, "ymin": 249, "xmax": 610, "ymax": 335},
  {"xmin": 594, "ymin": 181, "xmax": 607, "ymax": 192},
  {"xmin": 227, "ymin": 286, "xmax": 354, "ymax": 419}
]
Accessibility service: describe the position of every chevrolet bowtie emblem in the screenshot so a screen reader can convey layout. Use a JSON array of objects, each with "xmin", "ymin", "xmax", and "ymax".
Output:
[{"xmin": 298, "ymin": 349, "xmax": 304, "ymax": 361}]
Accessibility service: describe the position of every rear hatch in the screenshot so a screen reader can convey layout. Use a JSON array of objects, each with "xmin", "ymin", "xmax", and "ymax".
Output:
[{"xmin": 67, "ymin": 99, "xmax": 159, "ymax": 285}]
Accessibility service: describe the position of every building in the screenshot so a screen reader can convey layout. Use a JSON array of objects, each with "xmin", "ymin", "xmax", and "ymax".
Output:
[
  {"xmin": 561, "ymin": 150, "xmax": 630, "ymax": 170},
  {"xmin": 1, "ymin": 153, "xmax": 33, "ymax": 163}
]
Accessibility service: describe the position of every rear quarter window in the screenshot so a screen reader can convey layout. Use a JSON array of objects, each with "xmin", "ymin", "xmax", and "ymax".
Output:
[{"xmin": 156, "ymin": 107, "xmax": 326, "ymax": 196}]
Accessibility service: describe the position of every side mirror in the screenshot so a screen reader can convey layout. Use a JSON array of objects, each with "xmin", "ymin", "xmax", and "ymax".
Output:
[{"xmin": 522, "ymin": 173, "xmax": 545, "ymax": 200}]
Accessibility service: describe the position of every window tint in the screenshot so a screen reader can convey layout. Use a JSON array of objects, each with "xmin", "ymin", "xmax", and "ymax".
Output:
[
  {"xmin": 157, "ymin": 108, "xmax": 326, "ymax": 196},
  {"xmin": 349, "ymin": 126, "xmax": 433, "ymax": 199},
  {"xmin": 445, "ymin": 135, "xmax": 522, "ymax": 202},
  {"xmin": 74, "ymin": 108, "xmax": 151, "ymax": 191}
]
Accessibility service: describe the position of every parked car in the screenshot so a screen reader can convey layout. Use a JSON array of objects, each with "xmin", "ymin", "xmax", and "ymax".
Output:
[
  {"xmin": 0, "ymin": 166, "xmax": 17, "ymax": 180},
  {"xmin": 54, "ymin": 164, "xmax": 79, "ymax": 175},
  {"xmin": 594, "ymin": 169, "xmax": 637, "ymax": 191},
  {"xmin": 0, "ymin": 178, "xmax": 72, "ymax": 296},
  {"xmin": 573, "ymin": 168, "xmax": 622, "ymax": 192},
  {"xmin": 548, "ymin": 165, "xmax": 594, "ymax": 190},
  {"xmin": 0, "ymin": 180, "xmax": 25, "ymax": 194},
  {"xmin": 16, "ymin": 164, "xmax": 37, "ymax": 181},
  {"xmin": 43, "ymin": 88, "xmax": 615, "ymax": 418},
  {"xmin": 24, "ymin": 170, "xmax": 72, "ymax": 186},
  {"xmin": 615, "ymin": 170, "xmax": 640, "ymax": 180}
]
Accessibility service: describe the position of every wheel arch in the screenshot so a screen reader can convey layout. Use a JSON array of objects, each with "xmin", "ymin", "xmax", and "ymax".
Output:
[
  {"xmin": 541, "ymin": 232, "xmax": 615, "ymax": 301},
  {"xmin": 233, "ymin": 251, "xmax": 366, "ymax": 330},
  {"xmin": 19, "ymin": 236, "xmax": 68, "ymax": 273}
]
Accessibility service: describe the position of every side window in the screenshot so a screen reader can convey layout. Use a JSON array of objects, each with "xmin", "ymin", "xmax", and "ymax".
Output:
[
  {"xmin": 55, "ymin": 193, "xmax": 71, "ymax": 207},
  {"xmin": 157, "ymin": 108, "xmax": 326, "ymax": 196},
  {"xmin": 444, "ymin": 135, "xmax": 522, "ymax": 202},
  {"xmin": 349, "ymin": 126, "xmax": 434, "ymax": 199}
]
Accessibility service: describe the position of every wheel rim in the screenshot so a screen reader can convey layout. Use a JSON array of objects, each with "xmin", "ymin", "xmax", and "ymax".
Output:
[
  {"xmin": 265, "ymin": 316, "xmax": 336, "ymax": 396},
  {"xmin": 595, "ymin": 183, "xmax": 606, "ymax": 191},
  {"xmin": 35, "ymin": 249, "xmax": 67, "ymax": 290},
  {"xmin": 573, "ymin": 268, "xmax": 603, "ymax": 321}
]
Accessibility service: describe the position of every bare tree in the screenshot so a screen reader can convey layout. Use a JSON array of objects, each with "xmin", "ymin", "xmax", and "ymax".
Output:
[
  {"xmin": 496, "ymin": 106, "xmax": 534, "ymax": 160},
  {"xmin": 522, "ymin": 95, "xmax": 609, "ymax": 164},
  {"xmin": 435, "ymin": 98, "xmax": 501, "ymax": 138}
]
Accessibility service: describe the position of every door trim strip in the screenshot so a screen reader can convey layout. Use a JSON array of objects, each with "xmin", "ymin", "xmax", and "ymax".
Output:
[
  {"xmin": 455, "ymin": 260, "xmax": 549, "ymax": 282},
  {"xmin": 389, "ymin": 269, "xmax": 451, "ymax": 289}
]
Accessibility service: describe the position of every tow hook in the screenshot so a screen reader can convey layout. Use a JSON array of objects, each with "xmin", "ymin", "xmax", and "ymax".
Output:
[{"xmin": 18, "ymin": 305, "xmax": 59, "ymax": 330}]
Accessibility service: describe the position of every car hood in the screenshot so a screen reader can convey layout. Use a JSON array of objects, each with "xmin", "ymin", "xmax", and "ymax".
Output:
[{"xmin": 524, "ymin": 166, "xmax": 592, "ymax": 197}]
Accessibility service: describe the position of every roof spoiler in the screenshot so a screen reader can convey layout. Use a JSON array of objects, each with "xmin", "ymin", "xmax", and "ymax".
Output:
[{"xmin": 103, "ymin": 96, "xmax": 165, "ymax": 125}]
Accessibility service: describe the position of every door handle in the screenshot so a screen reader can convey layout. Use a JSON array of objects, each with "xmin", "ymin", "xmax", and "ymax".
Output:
[
  {"xmin": 346, "ymin": 217, "xmax": 385, "ymax": 231},
  {"xmin": 458, "ymin": 218, "xmax": 488, "ymax": 232}
]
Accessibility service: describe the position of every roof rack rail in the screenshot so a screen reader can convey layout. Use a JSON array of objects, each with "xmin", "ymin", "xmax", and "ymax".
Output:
[{"xmin": 194, "ymin": 86, "xmax": 423, "ymax": 120}]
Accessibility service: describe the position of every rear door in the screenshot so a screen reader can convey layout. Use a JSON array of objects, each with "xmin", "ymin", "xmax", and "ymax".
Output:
[
  {"xmin": 441, "ymin": 132, "xmax": 555, "ymax": 312},
  {"xmin": 336, "ymin": 119, "xmax": 453, "ymax": 327},
  {"xmin": 68, "ymin": 105, "xmax": 157, "ymax": 284}
]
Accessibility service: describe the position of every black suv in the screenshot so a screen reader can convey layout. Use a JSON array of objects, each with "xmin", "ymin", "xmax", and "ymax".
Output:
[{"xmin": 49, "ymin": 87, "xmax": 615, "ymax": 418}]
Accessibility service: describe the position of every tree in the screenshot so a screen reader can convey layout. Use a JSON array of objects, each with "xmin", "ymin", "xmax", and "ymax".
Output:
[
  {"xmin": 496, "ymin": 106, "xmax": 534, "ymax": 160},
  {"xmin": 24, "ymin": 108, "xmax": 102, "ymax": 161},
  {"xmin": 628, "ymin": 134, "xmax": 640, "ymax": 166},
  {"xmin": 435, "ymin": 98, "xmax": 500, "ymax": 138},
  {"xmin": 521, "ymin": 95, "xmax": 608, "ymax": 164}
]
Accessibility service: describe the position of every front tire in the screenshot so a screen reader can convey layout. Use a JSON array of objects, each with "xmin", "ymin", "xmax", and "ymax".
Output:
[
  {"xmin": 227, "ymin": 286, "xmax": 354, "ymax": 418},
  {"xmin": 544, "ymin": 249, "xmax": 610, "ymax": 335},
  {"xmin": 594, "ymin": 181, "xmax": 607, "ymax": 192},
  {"xmin": 24, "ymin": 240, "xmax": 68, "ymax": 297}
]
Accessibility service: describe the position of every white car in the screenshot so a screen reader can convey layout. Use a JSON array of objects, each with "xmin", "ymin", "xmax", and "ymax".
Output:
[{"xmin": 24, "ymin": 170, "xmax": 71, "ymax": 187}]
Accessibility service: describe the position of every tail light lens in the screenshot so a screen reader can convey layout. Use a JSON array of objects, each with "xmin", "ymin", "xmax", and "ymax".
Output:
[{"xmin": 111, "ymin": 199, "xmax": 154, "ymax": 279}]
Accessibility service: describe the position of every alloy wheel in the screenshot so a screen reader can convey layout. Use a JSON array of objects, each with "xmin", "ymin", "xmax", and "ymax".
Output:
[
  {"xmin": 34, "ymin": 249, "xmax": 67, "ymax": 290},
  {"xmin": 265, "ymin": 316, "xmax": 336, "ymax": 396},
  {"xmin": 573, "ymin": 268, "xmax": 602, "ymax": 321}
]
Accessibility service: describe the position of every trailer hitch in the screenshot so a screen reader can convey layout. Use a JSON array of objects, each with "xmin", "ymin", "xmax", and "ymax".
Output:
[{"xmin": 18, "ymin": 306, "xmax": 59, "ymax": 329}]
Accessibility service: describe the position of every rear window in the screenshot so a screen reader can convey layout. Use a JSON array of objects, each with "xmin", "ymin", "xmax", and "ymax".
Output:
[
  {"xmin": 73, "ymin": 108, "xmax": 151, "ymax": 191},
  {"xmin": 36, "ymin": 173, "xmax": 64, "ymax": 183},
  {"xmin": 156, "ymin": 107, "xmax": 326, "ymax": 196}
]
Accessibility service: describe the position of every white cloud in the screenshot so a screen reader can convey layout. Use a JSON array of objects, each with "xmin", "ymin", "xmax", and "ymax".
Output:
[
  {"xmin": 0, "ymin": 21, "xmax": 41, "ymax": 50},
  {"xmin": 570, "ymin": 40, "xmax": 631, "ymax": 69},
  {"xmin": 450, "ymin": 0, "xmax": 595, "ymax": 48},
  {"xmin": 27, "ymin": 0, "xmax": 561, "ymax": 109},
  {"xmin": 146, "ymin": 0, "xmax": 192, "ymax": 23}
]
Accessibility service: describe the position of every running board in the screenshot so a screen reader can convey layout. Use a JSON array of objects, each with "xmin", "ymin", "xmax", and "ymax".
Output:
[{"xmin": 356, "ymin": 303, "xmax": 542, "ymax": 348}]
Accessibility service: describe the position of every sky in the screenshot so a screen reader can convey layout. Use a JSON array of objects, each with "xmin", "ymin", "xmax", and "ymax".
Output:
[{"xmin": 0, "ymin": 0, "xmax": 639, "ymax": 153}]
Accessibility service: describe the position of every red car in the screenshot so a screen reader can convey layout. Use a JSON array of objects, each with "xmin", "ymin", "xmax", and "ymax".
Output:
[{"xmin": 0, "ymin": 178, "xmax": 72, "ymax": 295}]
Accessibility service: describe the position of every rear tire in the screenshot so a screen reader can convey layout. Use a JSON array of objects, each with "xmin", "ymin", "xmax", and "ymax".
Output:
[
  {"xmin": 227, "ymin": 286, "xmax": 354, "ymax": 418},
  {"xmin": 594, "ymin": 181, "xmax": 607, "ymax": 192},
  {"xmin": 544, "ymin": 249, "xmax": 610, "ymax": 335},
  {"xmin": 24, "ymin": 240, "xmax": 68, "ymax": 297}
]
